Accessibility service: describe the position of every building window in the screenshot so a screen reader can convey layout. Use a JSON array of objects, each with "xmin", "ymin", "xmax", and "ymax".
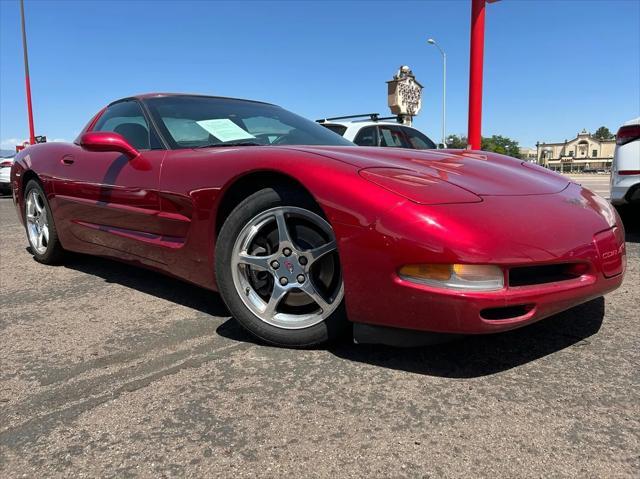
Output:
[
  {"xmin": 569, "ymin": 151, "xmax": 574, "ymax": 157},
  {"xmin": 592, "ymin": 149, "xmax": 597, "ymax": 157}
]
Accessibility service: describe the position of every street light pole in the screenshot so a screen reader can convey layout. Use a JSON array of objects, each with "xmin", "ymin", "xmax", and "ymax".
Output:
[
  {"xmin": 427, "ymin": 38, "xmax": 446, "ymax": 147},
  {"xmin": 20, "ymin": 0, "xmax": 36, "ymax": 145}
]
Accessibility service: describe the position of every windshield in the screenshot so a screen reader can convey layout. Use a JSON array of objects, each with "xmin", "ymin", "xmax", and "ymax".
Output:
[{"xmin": 145, "ymin": 96, "xmax": 354, "ymax": 149}]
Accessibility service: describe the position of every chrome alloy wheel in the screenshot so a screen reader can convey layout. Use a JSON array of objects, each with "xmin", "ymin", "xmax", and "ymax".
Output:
[
  {"xmin": 26, "ymin": 189, "xmax": 49, "ymax": 255},
  {"xmin": 231, "ymin": 206, "xmax": 344, "ymax": 329}
]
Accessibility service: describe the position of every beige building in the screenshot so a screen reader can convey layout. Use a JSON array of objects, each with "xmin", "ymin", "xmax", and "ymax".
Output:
[
  {"xmin": 519, "ymin": 147, "xmax": 537, "ymax": 162},
  {"xmin": 537, "ymin": 129, "xmax": 615, "ymax": 172}
]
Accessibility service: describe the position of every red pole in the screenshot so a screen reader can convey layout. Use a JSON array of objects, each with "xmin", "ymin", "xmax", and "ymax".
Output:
[
  {"xmin": 20, "ymin": 0, "xmax": 36, "ymax": 145},
  {"xmin": 467, "ymin": 0, "xmax": 485, "ymax": 150}
]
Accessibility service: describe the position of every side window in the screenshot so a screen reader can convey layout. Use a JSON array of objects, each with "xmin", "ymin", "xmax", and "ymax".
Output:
[
  {"xmin": 378, "ymin": 125, "xmax": 410, "ymax": 148},
  {"xmin": 403, "ymin": 127, "xmax": 437, "ymax": 150},
  {"xmin": 93, "ymin": 101, "xmax": 152, "ymax": 150},
  {"xmin": 353, "ymin": 126, "xmax": 377, "ymax": 146}
]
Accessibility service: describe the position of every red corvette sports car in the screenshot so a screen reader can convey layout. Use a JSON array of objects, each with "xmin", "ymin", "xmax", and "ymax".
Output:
[{"xmin": 11, "ymin": 94, "xmax": 626, "ymax": 347}]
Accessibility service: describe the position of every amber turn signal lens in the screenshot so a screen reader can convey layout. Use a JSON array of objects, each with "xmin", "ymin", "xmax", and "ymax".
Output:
[
  {"xmin": 398, "ymin": 264, "xmax": 452, "ymax": 281},
  {"xmin": 399, "ymin": 263, "xmax": 504, "ymax": 291},
  {"xmin": 452, "ymin": 264, "xmax": 503, "ymax": 281}
]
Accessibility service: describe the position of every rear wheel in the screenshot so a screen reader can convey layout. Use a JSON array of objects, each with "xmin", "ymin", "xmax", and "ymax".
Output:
[
  {"xmin": 24, "ymin": 180, "xmax": 64, "ymax": 264},
  {"xmin": 216, "ymin": 187, "xmax": 347, "ymax": 347}
]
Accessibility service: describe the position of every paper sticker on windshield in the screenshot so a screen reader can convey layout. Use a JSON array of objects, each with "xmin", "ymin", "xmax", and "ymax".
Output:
[{"xmin": 196, "ymin": 119, "xmax": 255, "ymax": 143}]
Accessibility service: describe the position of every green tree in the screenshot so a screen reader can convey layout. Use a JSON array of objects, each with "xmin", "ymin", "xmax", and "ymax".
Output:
[
  {"xmin": 446, "ymin": 133, "xmax": 522, "ymax": 159},
  {"xmin": 592, "ymin": 126, "xmax": 614, "ymax": 140},
  {"xmin": 481, "ymin": 135, "xmax": 521, "ymax": 159},
  {"xmin": 446, "ymin": 134, "xmax": 468, "ymax": 149}
]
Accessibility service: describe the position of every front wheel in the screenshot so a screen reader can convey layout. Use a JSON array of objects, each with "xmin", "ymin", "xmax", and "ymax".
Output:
[
  {"xmin": 215, "ymin": 188, "xmax": 347, "ymax": 347},
  {"xmin": 24, "ymin": 180, "xmax": 64, "ymax": 264}
]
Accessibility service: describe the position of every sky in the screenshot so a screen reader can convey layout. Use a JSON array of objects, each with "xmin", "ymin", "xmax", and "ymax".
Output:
[{"xmin": 1, "ymin": 0, "xmax": 639, "ymax": 150}]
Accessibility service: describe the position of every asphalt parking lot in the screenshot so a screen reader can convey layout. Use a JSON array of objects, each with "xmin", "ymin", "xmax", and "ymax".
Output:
[
  {"xmin": 1, "ymin": 181, "xmax": 639, "ymax": 477},
  {"xmin": 564, "ymin": 173, "xmax": 612, "ymax": 200}
]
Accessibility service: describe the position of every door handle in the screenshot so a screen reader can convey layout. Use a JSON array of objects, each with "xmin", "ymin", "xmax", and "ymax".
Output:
[{"xmin": 61, "ymin": 155, "xmax": 75, "ymax": 165}]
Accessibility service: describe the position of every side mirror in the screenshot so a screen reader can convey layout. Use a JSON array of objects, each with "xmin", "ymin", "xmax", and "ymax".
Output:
[
  {"xmin": 438, "ymin": 143, "xmax": 446, "ymax": 149},
  {"xmin": 79, "ymin": 131, "xmax": 139, "ymax": 159}
]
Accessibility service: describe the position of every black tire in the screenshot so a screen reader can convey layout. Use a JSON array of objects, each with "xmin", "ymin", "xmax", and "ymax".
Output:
[
  {"xmin": 215, "ymin": 187, "xmax": 348, "ymax": 347},
  {"xmin": 24, "ymin": 179, "xmax": 64, "ymax": 264}
]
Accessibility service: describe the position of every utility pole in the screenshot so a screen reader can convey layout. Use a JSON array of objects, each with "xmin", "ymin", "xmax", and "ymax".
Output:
[
  {"xmin": 427, "ymin": 38, "xmax": 447, "ymax": 146},
  {"xmin": 20, "ymin": 0, "xmax": 36, "ymax": 145}
]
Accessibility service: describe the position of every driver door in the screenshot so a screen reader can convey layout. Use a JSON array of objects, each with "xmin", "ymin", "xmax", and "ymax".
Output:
[{"xmin": 54, "ymin": 100, "xmax": 167, "ymax": 263}]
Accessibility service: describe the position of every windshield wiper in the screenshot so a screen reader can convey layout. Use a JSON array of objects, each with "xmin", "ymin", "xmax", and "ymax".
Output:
[{"xmin": 195, "ymin": 141, "xmax": 263, "ymax": 149}]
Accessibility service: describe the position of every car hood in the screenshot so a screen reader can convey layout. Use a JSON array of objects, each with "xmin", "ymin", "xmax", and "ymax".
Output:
[{"xmin": 282, "ymin": 146, "xmax": 569, "ymax": 196}]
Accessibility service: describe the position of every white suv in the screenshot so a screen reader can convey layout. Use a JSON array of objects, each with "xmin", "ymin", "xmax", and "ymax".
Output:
[
  {"xmin": 317, "ymin": 114, "xmax": 438, "ymax": 150},
  {"xmin": 610, "ymin": 117, "xmax": 640, "ymax": 205}
]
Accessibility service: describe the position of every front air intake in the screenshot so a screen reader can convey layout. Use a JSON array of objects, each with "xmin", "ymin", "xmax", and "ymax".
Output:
[
  {"xmin": 480, "ymin": 304, "xmax": 533, "ymax": 320},
  {"xmin": 508, "ymin": 263, "xmax": 585, "ymax": 287}
]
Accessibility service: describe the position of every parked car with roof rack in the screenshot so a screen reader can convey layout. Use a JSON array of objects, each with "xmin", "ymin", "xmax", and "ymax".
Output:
[{"xmin": 317, "ymin": 113, "xmax": 438, "ymax": 150}]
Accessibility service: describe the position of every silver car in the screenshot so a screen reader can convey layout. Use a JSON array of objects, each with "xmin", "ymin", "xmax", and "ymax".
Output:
[{"xmin": 0, "ymin": 154, "xmax": 15, "ymax": 195}]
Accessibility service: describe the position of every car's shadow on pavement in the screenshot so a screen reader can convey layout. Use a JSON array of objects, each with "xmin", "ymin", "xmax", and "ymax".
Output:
[
  {"xmin": 217, "ymin": 297, "xmax": 605, "ymax": 378},
  {"xmin": 329, "ymin": 297, "xmax": 605, "ymax": 378},
  {"xmin": 62, "ymin": 253, "xmax": 230, "ymax": 317},
  {"xmin": 616, "ymin": 204, "xmax": 640, "ymax": 243},
  {"xmin": 62, "ymin": 253, "xmax": 605, "ymax": 379}
]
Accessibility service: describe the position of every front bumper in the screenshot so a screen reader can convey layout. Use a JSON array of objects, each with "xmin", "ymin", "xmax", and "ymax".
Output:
[
  {"xmin": 376, "ymin": 259, "xmax": 621, "ymax": 334},
  {"xmin": 336, "ymin": 183, "xmax": 625, "ymax": 336}
]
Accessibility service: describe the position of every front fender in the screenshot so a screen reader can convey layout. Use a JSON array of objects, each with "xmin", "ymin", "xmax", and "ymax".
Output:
[{"xmin": 11, "ymin": 147, "xmax": 58, "ymax": 227}]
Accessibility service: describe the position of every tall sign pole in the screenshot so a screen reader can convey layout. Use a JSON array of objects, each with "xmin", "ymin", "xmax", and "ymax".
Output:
[
  {"xmin": 20, "ymin": 0, "xmax": 36, "ymax": 145},
  {"xmin": 467, "ymin": 0, "xmax": 500, "ymax": 150},
  {"xmin": 467, "ymin": 0, "xmax": 485, "ymax": 150}
]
